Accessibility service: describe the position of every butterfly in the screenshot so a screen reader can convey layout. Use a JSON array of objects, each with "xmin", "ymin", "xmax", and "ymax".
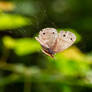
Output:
[{"xmin": 35, "ymin": 28, "xmax": 76, "ymax": 58}]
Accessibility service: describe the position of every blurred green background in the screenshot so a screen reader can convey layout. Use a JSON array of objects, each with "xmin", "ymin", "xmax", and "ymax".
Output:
[{"xmin": 0, "ymin": 0, "xmax": 92, "ymax": 92}]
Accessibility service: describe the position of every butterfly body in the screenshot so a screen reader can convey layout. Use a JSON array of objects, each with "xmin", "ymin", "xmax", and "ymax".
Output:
[
  {"xmin": 35, "ymin": 28, "xmax": 76, "ymax": 57},
  {"xmin": 41, "ymin": 45, "xmax": 55, "ymax": 57}
]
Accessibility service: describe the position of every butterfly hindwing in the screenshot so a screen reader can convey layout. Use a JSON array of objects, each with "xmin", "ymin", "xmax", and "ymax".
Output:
[{"xmin": 53, "ymin": 31, "xmax": 76, "ymax": 53}]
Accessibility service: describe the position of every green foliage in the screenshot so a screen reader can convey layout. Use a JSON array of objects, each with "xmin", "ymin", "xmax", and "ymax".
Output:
[
  {"xmin": 3, "ymin": 36, "xmax": 41, "ymax": 55},
  {"xmin": 1, "ymin": 35, "xmax": 92, "ymax": 91},
  {"xmin": 0, "ymin": 14, "xmax": 30, "ymax": 30},
  {"xmin": 47, "ymin": 46, "xmax": 90, "ymax": 77}
]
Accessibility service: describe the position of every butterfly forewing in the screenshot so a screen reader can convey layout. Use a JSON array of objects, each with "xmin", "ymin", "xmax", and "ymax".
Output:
[{"xmin": 36, "ymin": 28, "xmax": 58, "ymax": 49}]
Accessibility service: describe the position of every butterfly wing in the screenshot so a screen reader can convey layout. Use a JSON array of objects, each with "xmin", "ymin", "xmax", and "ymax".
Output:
[
  {"xmin": 35, "ymin": 28, "xmax": 58, "ymax": 49},
  {"xmin": 35, "ymin": 37, "xmax": 49, "ymax": 48},
  {"xmin": 41, "ymin": 48, "xmax": 54, "ymax": 58},
  {"xmin": 53, "ymin": 31, "xmax": 76, "ymax": 53}
]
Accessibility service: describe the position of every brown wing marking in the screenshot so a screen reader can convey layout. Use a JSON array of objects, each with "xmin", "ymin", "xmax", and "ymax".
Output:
[{"xmin": 41, "ymin": 49, "xmax": 54, "ymax": 58}]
